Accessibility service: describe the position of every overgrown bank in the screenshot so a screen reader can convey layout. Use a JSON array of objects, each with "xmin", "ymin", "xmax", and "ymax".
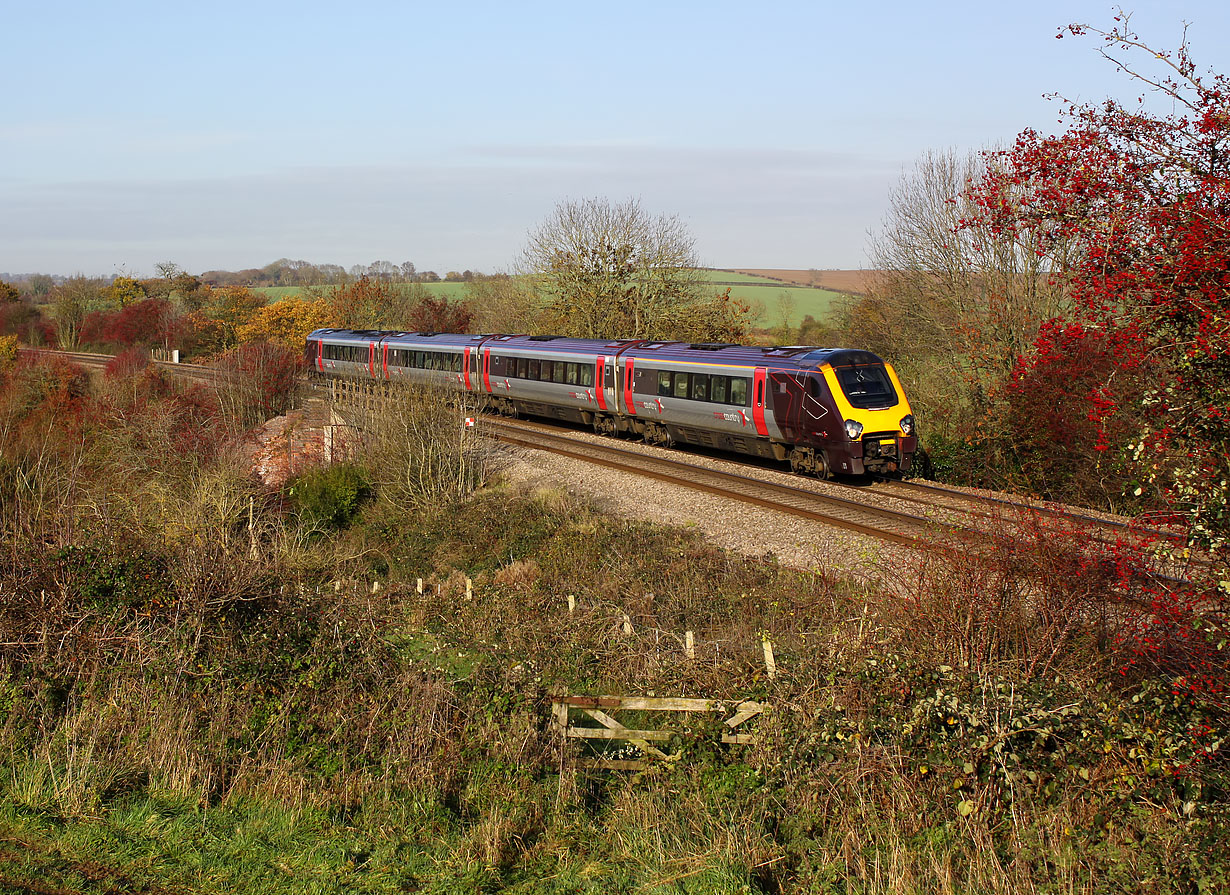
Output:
[{"xmin": 0, "ymin": 354, "xmax": 1226, "ymax": 893}]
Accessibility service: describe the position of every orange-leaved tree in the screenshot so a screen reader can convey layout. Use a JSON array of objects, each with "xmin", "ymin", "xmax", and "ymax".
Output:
[{"xmin": 237, "ymin": 295, "xmax": 339, "ymax": 349}]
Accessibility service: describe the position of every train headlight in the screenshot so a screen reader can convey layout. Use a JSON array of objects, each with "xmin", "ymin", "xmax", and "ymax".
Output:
[
  {"xmin": 844, "ymin": 419, "xmax": 864, "ymax": 441},
  {"xmin": 900, "ymin": 414, "xmax": 915, "ymax": 436}
]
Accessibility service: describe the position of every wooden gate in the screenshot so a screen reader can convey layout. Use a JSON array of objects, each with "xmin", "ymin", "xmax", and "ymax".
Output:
[{"xmin": 551, "ymin": 694, "xmax": 766, "ymax": 769}]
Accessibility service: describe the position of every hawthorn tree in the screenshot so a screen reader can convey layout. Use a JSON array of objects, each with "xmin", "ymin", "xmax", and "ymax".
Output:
[{"xmin": 965, "ymin": 14, "xmax": 1230, "ymax": 552}]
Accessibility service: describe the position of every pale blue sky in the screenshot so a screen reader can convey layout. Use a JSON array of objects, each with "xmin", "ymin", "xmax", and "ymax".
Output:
[{"xmin": 3, "ymin": 1, "xmax": 1227, "ymax": 276}]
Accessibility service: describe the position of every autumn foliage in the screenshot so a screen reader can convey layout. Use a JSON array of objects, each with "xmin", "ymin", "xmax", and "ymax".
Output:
[
  {"xmin": 237, "ymin": 295, "xmax": 338, "ymax": 349},
  {"xmin": 962, "ymin": 20, "xmax": 1230, "ymax": 556}
]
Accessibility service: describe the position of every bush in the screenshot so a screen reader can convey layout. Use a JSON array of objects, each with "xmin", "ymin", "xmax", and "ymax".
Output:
[
  {"xmin": 212, "ymin": 340, "xmax": 304, "ymax": 430},
  {"xmin": 289, "ymin": 463, "xmax": 372, "ymax": 529}
]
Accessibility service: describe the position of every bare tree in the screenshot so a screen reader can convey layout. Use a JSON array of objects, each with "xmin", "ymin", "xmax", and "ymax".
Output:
[
  {"xmin": 846, "ymin": 149, "xmax": 1077, "ymax": 440},
  {"xmin": 522, "ymin": 197, "xmax": 705, "ymax": 340},
  {"xmin": 465, "ymin": 273, "xmax": 541, "ymax": 334}
]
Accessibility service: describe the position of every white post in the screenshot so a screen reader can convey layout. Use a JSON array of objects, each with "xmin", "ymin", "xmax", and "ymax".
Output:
[{"xmin": 762, "ymin": 636, "xmax": 777, "ymax": 680}]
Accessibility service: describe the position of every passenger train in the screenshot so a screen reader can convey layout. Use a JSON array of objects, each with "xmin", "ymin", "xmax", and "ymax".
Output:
[{"xmin": 305, "ymin": 329, "xmax": 918, "ymax": 478}]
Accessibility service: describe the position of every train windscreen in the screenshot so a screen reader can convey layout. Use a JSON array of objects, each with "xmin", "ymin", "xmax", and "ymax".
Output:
[{"xmin": 834, "ymin": 365, "xmax": 897, "ymax": 409}]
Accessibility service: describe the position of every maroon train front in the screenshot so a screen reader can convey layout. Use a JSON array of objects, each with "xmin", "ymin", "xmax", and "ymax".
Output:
[{"xmin": 305, "ymin": 329, "xmax": 917, "ymax": 477}]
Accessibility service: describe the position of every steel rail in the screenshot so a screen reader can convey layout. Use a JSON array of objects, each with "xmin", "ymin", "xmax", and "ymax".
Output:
[{"xmin": 482, "ymin": 419, "xmax": 961, "ymax": 547}]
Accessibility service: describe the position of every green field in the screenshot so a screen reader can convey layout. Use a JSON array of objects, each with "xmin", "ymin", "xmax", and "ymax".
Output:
[{"xmin": 255, "ymin": 274, "xmax": 846, "ymax": 329}]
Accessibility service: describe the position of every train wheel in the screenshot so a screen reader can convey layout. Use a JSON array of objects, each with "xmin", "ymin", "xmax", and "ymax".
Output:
[
  {"xmin": 789, "ymin": 447, "xmax": 831, "ymax": 479},
  {"xmin": 789, "ymin": 447, "xmax": 815, "ymax": 476}
]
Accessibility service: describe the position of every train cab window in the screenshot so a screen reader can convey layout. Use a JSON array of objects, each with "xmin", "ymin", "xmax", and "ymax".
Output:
[
  {"xmin": 835, "ymin": 366, "xmax": 897, "ymax": 409},
  {"xmin": 658, "ymin": 370, "xmax": 672, "ymax": 396},
  {"xmin": 673, "ymin": 373, "xmax": 690, "ymax": 399},
  {"xmin": 691, "ymin": 375, "xmax": 709, "ymax": 402},
  {"xmin": 710, "ymin": 376, "xmax": 728, "ymax": 404},
  {"xmin": 730, "ymin": 378, "xmax": 749, "ymax": 407}
]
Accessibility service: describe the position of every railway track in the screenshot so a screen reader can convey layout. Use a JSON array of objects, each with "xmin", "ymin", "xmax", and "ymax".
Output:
[
  {"xmin": 478, "ymin": 416, "xmax": 1213, "ymax": 578},
  {"xmin": 863, "ymin": 477, "xmax": 1189, "ymax": 547},
  {"xmin": 18, "ymin": 348, "xmax": 220, "ymax": 382},
  {"xmin": 482, "ymin": 417, "xmax": 979, "ymax": 547}
]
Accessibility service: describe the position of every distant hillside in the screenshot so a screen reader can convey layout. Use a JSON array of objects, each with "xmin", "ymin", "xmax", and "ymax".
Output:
[{"xmin": 727, "ymin": 269, "xmax": 876, "ymax": 296}]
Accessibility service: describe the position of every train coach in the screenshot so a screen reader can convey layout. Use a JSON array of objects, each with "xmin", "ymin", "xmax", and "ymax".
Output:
[{"xmin": 306, "ymin": 329, "xmax": 917, "ymax": 478}]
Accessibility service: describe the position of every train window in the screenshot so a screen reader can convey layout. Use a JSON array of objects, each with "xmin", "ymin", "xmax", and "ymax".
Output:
[
  {"xmin": 513, "ymin": 357, "xmax": 525, "ymax": 379},
  {"xmin": 579, "ymin": 363, "xmax": 594, "ymax": 387},
  {"xmin": 673, "ymin": 373, "xmax": 690, "ymax": 399},
  {"xmin": 540, "ymin": 360, "xmax": 552, "ymax": 381},
  {"xmin": 553, "ymin": 362, "xmax": 567, "ymax": 383},
  {"xmin": 711, "ymin": 376, "xmax": 728, "ymax": 404},
  {"xmin": 730, "ymin": 378, "xmax": 749, "ymax": 406},
  {"xmin": 566, "ymin": 363, "xmax": 578, "ymax": 385},
  {"xmin": 658, "ymin": 370, "xmax": 672, "ymax": 396},
  {"xmin": 835, "ymin": 366, "xmax": 897, "ymax": 408},
  {"xmin": 691, "ymin": 375, "xmax": 709, "ymax": 402},
  {"xmin": 528, "ymin": 359, "xmax": 540, "ymax": 380}
]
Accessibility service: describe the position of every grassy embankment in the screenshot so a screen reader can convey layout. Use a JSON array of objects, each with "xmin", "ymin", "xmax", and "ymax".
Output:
[{"xmin": 0, "ymin": 354, "xmax": 1224, "ymax": 894}]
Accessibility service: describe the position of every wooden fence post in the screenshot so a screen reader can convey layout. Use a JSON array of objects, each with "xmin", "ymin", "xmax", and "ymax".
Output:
[{"xmin": 762, "ymin": 635, "xmax": 777, "ymax": 680}]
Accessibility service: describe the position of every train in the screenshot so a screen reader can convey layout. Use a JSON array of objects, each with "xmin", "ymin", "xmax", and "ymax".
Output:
[{"xmin": 304, "ymin": 329, "xmax": 918, "ymax": 478}]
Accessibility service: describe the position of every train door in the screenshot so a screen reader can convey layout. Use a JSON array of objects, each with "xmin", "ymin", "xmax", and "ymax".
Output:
[
  {"xmin": 751, "ymin": 367, "xmax": 770, "ymax": 436},
  {"xmin": 316, "ymin": 339, "xmax": 324, "ymax": 373},
  {"xmin": 463, "ymin": 347, "xmax": 472, "ymax": 389},
  {"xmin": 381, "ymin": 342, "xmax": 390, "ymax": 380},
  {"xmin": 605, "ymin": 357, "xmax": 618, "ymax": 412},
  {"xmin": 482, "ymin": 347, "xmax": 492, "ymax": 393},
  {"xmin": 368, "ymin": 341, "xmax": 377, "ymax": 378},
  {"xmin": 623, "ymin": 357, "xmax": 637, "ymax": 416},
  {"xmin": 594, "ymin": 355, "xmax": 608, "ymax": 410}
]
